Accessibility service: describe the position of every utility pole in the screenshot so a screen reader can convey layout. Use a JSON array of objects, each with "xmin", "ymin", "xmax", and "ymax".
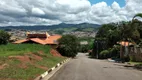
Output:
[
  {"xmin": 96, "ymin": 41, "xmax": 99, "ymax": 59},
  {"xmin": 120, "ymin": 44, "xmax": 123, "ymax": 59}
]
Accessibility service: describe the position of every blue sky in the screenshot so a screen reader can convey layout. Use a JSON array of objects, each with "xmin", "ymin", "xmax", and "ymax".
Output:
[{"xmin": 89, "ymin": 0, "xmax": 125, "ymax": 7}]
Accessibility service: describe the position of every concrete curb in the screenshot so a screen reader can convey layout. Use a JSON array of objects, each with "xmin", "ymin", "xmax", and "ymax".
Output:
[{"xmin": 35, "ymin": 58, "xmax": 70, "ymax": 80}]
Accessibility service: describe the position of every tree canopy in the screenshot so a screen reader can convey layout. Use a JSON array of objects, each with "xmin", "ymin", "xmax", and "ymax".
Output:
[
  {"xmin": 57, "ymin": 35, "xmax": 79, "ymax": 57},
  {"xmin": 0, "ymin": 30, "xmax": 10, "ymax": 44}
]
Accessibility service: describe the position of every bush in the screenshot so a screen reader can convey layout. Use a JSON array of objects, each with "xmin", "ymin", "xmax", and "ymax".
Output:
[
  {"xmin": 57, "ymin": 35, "xmax": 79, "ymax": 57},
  {"xmin": 100, "ymin": 50, "xmax": 110, "ymax": 59},
  {"xmin": 0, "ymin": 30, "xmax": 10, "ymax": 45},
  {"xmin": 109, "ymin": 46, "xmax": 120, "ymax": 58},
  {"xmin": 99, "ymin": 45, "xmax": 120, "ymax": 59},
  {"xmin": 129, "ymin": 55, "xmax": 136, "ymax": 62}
]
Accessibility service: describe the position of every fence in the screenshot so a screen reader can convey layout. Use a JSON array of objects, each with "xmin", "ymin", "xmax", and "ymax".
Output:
[{"xmin": 129, "ymin": 47, "xmax": 142, "ymax": 62}]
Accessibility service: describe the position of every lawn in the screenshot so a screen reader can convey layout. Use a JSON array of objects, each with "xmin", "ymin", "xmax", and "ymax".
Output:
[
  {"xmin": 0, "ymin": 43, "xmax": 50, "ymax": 57},
  {"xmin": 0, "ymin": 43, "xmax": 66, "ymax": 80}
]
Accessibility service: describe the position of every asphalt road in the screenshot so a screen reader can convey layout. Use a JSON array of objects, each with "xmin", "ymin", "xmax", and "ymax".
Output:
[{"xmin": 49, "ymin": 53, "xmax": 142, "ymax": 80}]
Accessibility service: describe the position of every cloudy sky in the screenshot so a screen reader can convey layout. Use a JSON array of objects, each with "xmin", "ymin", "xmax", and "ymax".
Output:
[{"xmin": 0, "ymin": 0, "xmax": 142, "ymax": 26}]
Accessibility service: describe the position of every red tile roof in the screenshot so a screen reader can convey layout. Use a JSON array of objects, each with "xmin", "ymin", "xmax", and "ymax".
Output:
[
  {"xmin": 118, "ymin": 41, "xmax": 133, "ymax": 46},
  {"xmin": 13, "ymin": 39, "xmax": 29, "ymax": 44},
  {"xmin": 27, "ymin": 34, "xmax": 47, "ymax": 38},
  {"xmin": 14, "ymin": 34, "xmax": 62, "ymax": 45},
  {"xmin": 30, "ymin": 38, "xmax": 46, "ymax": 45}
]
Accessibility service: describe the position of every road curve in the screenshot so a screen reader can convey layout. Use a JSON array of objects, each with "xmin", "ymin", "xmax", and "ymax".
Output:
[{"xmin": 49, "ymin": 53, "xmax": 142, "ymax": 80}]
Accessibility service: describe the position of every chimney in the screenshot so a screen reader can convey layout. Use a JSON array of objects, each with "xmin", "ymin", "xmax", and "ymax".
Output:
[
  {"xmin": 26, "ymin": 32, "xmax": 30, "ymax": 36},
  {"xmin": 46, "ymin": 32, "xmax": 50, "ymax": 38}
]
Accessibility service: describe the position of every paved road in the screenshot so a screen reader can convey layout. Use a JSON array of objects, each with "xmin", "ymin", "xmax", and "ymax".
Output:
[{"xmin": 49, "ymin": 53, "xmax": 142, "ymax": 80}]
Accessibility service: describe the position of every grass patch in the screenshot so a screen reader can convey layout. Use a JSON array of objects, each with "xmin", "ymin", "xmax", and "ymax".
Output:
[
  {"xmin": 129, "ymin": 62, "xmax": 142, "ymax": 65},
  {"xmin": 0, "ymin": 43, "xmax": 50, "ymax": 57},
  {"xmin": 0, "ymin": 65, "xmax": 45, "ymax": 80},
  {"xmin": 36, "ymin": 56, "xmax": 65, "ymax": 69}
]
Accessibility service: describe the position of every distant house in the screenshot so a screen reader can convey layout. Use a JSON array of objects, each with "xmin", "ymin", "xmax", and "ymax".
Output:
[
  {"xmin": 118, "ymin": 41, "xmax": 133, "ymax": 47},
  {"xmin": 13, "ymin": 32, "xmax": 62, "ymax": 48},
  {"xmin": 117, "ymin": 41, "xmax": 134, "ymax": 59},
  {"xmin": 80, "ymin": 41, "xmax": 88, "ymax": 45}
]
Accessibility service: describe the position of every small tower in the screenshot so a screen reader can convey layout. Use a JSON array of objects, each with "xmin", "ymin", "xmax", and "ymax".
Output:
[
  {"xmin": 46, "ymin": 32, "xmax": 50, "ymax": 38},
  {"xmin": 26, "ymin": 31, "xmax": 30, "ymax": 36}
]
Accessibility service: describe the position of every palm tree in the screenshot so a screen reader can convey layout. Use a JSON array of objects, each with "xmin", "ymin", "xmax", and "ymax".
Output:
[
  {"xmin": 132, "ymin": 13, "xmax": 142, "ymax": 21},
  {"xmin": 130, "ymin": 13, "xmax": 142, "ymax": 43}
]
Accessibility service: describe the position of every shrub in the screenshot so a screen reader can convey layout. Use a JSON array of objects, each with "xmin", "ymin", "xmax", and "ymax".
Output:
[
  {"xmin": 99, "ymin": 45, "xmax": 120, "ymax": 59},
  {"xmin": 57, "ymin": 35, "xmax": 79, "ymax": 57},
  {"xmin": 100, "ymin": 50, "xmax": 110, "ymax": 59},
  {"xmin": 109, "ymin": 46, "xmax": 120, "ymax": 58},
  {"xmin": 129, "ymin": 55, "xmax": 136, "ymax": 62},
  {"xmin": 0, "ymin": 30, "xmax": 10, "ymax": 45}
]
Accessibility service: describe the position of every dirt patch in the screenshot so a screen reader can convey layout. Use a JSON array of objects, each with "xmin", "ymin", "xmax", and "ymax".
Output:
[
  {"xmin": 50, "ymin": 49, "xmax": 62, "ymax": 57},
  {"xmin": 30, "ymin": 53, "xmax": 43, "ymax": 61},
  {"xmin": 8, "ymin": 52, "xmax": 43, "ymax": 69},
  {"xmin": 9, "ymin": 55, "xmax": 31, "ymax": 63},
  {"xmin": 9, "ymin": 55, "xmax": 31, "ymax": 69},
  {"xmin": 38, "ymin": 51, "xmax": 44, "ymax": 55},
  {"xmin": 0, "ymin": 63, "xmax": 9, "ymax": 70}
]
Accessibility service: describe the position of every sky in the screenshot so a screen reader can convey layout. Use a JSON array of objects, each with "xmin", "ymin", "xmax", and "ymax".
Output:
[
  {"xmin": 89, "ymin": 0, "xmax": 125, "ymax": 7},
  {"xmin": 0, "ymin": 0, "xmax": 142, "ymax": 26}
]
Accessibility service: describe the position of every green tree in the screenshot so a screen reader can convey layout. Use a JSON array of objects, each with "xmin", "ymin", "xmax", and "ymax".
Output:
[
  {"xmin": 57, "ymin": 35, "xmax": 79, "ymax": 57},
  {"xmin": 96, "ymin": 23, "xmax": 121, "ymax": 48},
  {"xmin": 96, "ymin": 23, "xmax": 116, "ymax": 38},
  {"xmin": 131, "ymin": 13, "xmax": 142, "ymax": 42},
  {"xmin": 0, "ymin": 30, "xmax": 10, "ymax": 44}
]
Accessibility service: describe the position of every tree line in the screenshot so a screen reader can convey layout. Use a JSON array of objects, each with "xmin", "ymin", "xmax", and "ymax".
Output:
[{"xmin": 91, "ymin": 13, "xmax": 142, "ymax": 59}]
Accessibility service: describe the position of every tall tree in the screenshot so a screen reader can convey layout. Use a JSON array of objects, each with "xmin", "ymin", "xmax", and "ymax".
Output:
[
  {"xmin": 132, "ymin": 13, "xmax": 142, "ymax": 20},
  {"xmin": 131, "ymin": 13, "xmax": 142, "ymax": 42}
]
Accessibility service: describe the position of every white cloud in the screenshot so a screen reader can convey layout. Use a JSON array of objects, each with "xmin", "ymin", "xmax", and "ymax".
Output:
[
  {"xmin": 32, "ymin": 8, "xmax": 45, "ymax": 16},
  {"xmin": 0, "ymin": 0, "xmax": 142, "ymax": 26},
  {"xmin": 112, "ymin": 1, "xmax": 121, "ymax": 11},
  {"xmin": 55, "ymin": 0, "xmax": 91, "ymax": 14}
]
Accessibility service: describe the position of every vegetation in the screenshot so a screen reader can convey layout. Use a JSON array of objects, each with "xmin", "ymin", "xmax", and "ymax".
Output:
[
  {"xmin": 129, "ymin": 62, "xmax": 142, "ymax": 70},
  {"xmin": 0, "ymin": 30, "xmax": 10, "ymax": 45},
  {"xmin": 92, "ymin": 13, "xmax": 142, "ymax": 60},
  {"xmin": 78, "ymin": 37, "xmax": 94, "ymax": 53},
  {"xmin": 57, "ymin": 35, "xmax": 79, "ymax": 57},
  {"xmin": 0, "ymin": 44, "xmax": 50, "ymax": 57},
  {"xmin": 0, "ymin": 44, "xmax": 65, "ymax": 80},
  {"xmin": 99, "ymin": 46, "xmax": 120, "ymax": 59}
]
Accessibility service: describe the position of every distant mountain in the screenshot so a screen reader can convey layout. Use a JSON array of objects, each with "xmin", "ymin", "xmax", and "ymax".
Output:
[{"xmin": 0, "ymin": 23, "xmax": 101, "ymax": 31}]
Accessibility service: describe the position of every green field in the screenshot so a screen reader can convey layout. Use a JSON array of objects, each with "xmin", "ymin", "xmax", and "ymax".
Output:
[{"xmin": 0, "ymin": 44, "xmax": 66, "ymax": 80}]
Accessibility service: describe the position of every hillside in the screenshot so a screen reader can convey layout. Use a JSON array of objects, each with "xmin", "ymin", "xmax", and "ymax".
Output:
[
  {"xmin": 0, "ymin": 44, "xmax": 66, "ymax": 80},
  {"xmin": 0, "ymin": 23, "xmax": 101, "ymax": 31}
]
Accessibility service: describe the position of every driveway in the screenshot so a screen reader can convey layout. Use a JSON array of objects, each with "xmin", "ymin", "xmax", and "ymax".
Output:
[{"xmin": 49, "ymin": 53, "xmax": 142, "ymax": 80}]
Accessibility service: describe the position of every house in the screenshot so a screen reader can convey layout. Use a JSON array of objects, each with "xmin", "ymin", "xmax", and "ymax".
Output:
[
  {"xmin": 80, "ymin": 41, "xmax": 88, "ymax": 45},
  {"xmin": 117, "ymin": 41, "xmax": 134, "ymax": 60},
  {"xmin": 118, "ymin": 41, "xmax": 133, "ymax": 47},
  {"xmin": 13, "ymin": 32, "xmax": 62, "ymax": 48}
]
